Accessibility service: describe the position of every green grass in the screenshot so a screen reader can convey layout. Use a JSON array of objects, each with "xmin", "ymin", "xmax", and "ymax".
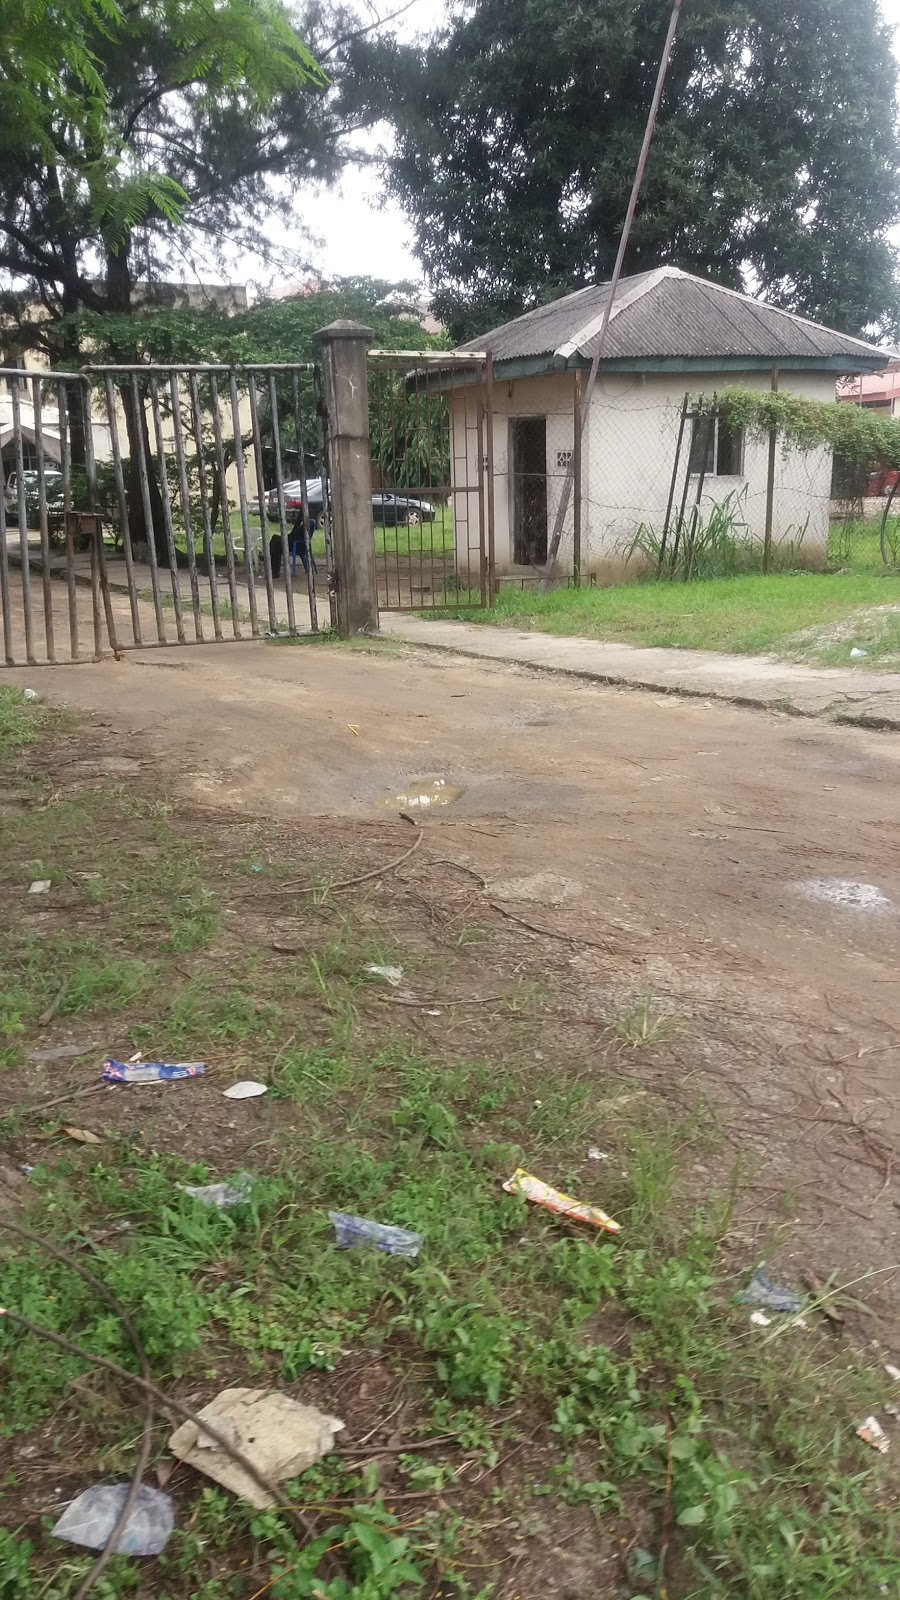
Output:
[
  {"xmin": 439, "ymin": 571, "xmax": 900, "ymax": 663},
  {"xmin": 1, "ymin": 685, "xmax": 898, "ymax": 1600}
]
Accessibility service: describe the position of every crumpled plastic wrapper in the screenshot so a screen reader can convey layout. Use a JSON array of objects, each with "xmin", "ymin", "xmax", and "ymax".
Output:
[{"xmin": 52, "ymin": 1483, "xmax": 174, "ymax": 1555}]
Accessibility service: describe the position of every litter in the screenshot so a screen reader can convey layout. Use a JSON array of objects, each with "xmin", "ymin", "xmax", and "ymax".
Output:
[
  {"xmin": 857, "ymin": 1416, "xmax": 890, "ymax": 1454},
  {"xmin": 885, "ymin": 1402, "xmax": 900, "ymax": 1421},
  {"xmin": 61, "ymin": 1127, "xmax": 103, "ymax": 1145},
  {"xmin": 850, "ymin": 647, "xmax": 868, "ymax": 659},
  {"xmin": 250, "ymin": 864, "xmax": 263, "ymax": 873},
  {"xmin": 22, "ymin": 688, "xmax": 38, "ymax": 701},
  {"xmin": 587, "ymin": 1147, "xmax": 609, "ymax": 1162},
  {"xmin": 222, "ymin": 1080, "xmax": 267, "ymax": 1100},
  {"xmin": 103, "ymin": 1059, "xmax": 204, "ymax": 1084},
  {"xmin": 502, "ymin": 1168, "xmax": 621, "ymax": 1234},
  {"xmin": 52, "ymin": 1483, "xmax": 174, "ymax": 1556},
  {"xmin": 365, "ymin": 964, "xmax": 404, "ymax": 986},
  {"xmin": 168, "ymin": 1387, "xmax": 345, "ymax": 1509},
  {"xmin": 736, "ymin": 1269, "xmax": 802, "ymax": 1314},
  {"xmin": 28, "ymin": 880, "xmax": 51, "ymax": 895},
  {"xmin": 177, "ymin": 1173, "xmax": 252, "ymax": 1208},
  {"xmin": 329, "ymin": 1211, "xmax": 423, "ymax": 1257},
  {"xmin": 750, "ymin": 1311, "xmax": 772, "ymax": 1327},
  {"xmin": 885, "ymin": 1364, "xmax": 900, "ymax": 1383}
]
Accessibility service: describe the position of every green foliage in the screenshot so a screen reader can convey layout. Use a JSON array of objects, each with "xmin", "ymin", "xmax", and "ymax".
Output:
[
  {"xmin": 625, "ymin": 487, "xmax": 809, "ymax": 581},
  {"xmin": 385, "ymin": 0, "xmax": 900, "ymax": 340},
  {"xmin": 712, "ymin": 387, "xmax": 900, "ymax": 470}
]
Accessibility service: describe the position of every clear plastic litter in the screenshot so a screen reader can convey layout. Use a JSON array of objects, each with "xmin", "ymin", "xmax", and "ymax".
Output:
[
  {"xmin": 365, "ymin": 964, "xmax": 404, "ymax": 986},
  {"xmin": 750, "ymin": 1310, "xmax": 772, "ymax": 1327},
  {"xmin": 587, "ymin": 1147, "xmax": 609, "ymax": 1162},
  {"xmin": 850, "ymin": 647, "xmax": 868, "ymax": 659},
  {"xmin": 736, "ymin": 1269, "xmax": 801, "ymax": 1313},
  {"xmin": 28, "ymin": 879, "xmax": 51, "ymax": 895},
  {"xmin": 329, "ymin": 1211, "xmax": 423, "ymax": 1257},
  {"xmin": 103, "ymin": 1058, "xmax": 204, "ymax": 1084},
  {"xmin": 502, "ymin": 1167, "xmax": 621, "ymax": 1234},
  {"xmin": 168, "ymin": 1387, "xmax": 345, "ymax": 1509},
  {"xmin": 222, "ymin": 1080, "xmax": 267, "ymax": 1100},
  {"xmin": 52, "ymin": 1483, "xmax": 174, "ymax": 1555},
  {"xmin": 885, "ymin": 1363, "xmax": 900, "ymax": 1383},
  {"xmin": 857, "ymin": 1415, "xmax": 890, "ymax": 1453},
  {"xmin": 177, "ymin": 1173, "xmax": 252, "ymax": 1208},
  {"xmin": 22, "ymin": 688, "xmax": 38, "ymax": 701}
]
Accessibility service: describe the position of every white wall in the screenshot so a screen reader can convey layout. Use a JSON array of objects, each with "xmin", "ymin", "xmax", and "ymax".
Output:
[{"xmin": 452, "ymin": 366, "xmax": 838, "ymax": 579}]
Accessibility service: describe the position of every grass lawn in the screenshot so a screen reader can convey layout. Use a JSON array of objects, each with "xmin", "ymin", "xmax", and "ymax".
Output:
[
  {"xmin": 1, "ymin": 684, "xmax": 898, "ymax": 1599},
  {"xmin": 442, "ymin": 572, "xmax": 900, "ymax": 667}
]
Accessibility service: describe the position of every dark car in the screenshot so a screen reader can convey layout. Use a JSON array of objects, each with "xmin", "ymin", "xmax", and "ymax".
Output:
[
  {"xmin": 4, "ymin": 469, "xmax": 64, "ymax": 526},
  {"xmin": 265, "ymin": 481, "xmax": 435, "ymax": 526}
]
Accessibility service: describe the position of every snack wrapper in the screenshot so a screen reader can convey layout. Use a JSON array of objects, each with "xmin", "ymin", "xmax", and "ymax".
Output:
[{"xmin": 502, "ymin": 1168, "xmax": 621, "ymax": 1234}]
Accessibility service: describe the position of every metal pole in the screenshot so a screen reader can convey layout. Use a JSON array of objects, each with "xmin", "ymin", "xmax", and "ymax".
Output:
[
  {"xmin": 484, "ymin": 353, "xmax": 497, "ymax": 604},
  {"xmin": 657, "ymin": 393, "xmax": 690, "ymax": 575},
  {"xmin": 572, "ymin": 370, "xmax": 583, "ymax": 587},
  {"xmin": 762, "ymin": 366, "xmax": 779, "ymax": 574},
  {"xmin": 541, "ymin": 0, "xmax": 684, "ymax": 587}
]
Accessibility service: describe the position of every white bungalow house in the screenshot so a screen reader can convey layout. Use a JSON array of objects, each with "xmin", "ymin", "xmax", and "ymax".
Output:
[{"xmin": 449, "ymin": 267, "xmax": 894, "ymax": 580}]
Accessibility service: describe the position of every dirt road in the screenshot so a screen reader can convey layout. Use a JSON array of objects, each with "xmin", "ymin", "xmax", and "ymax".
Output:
[{"xmin": 9, "ymin": 636, "xmax": 900, "ymax": 1317}]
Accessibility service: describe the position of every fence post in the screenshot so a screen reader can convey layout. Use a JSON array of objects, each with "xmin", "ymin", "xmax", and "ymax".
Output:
[
  {"xmin": 315, "ymin": 319, "xmax": 378, "ymax": 636},
  {"xmin": 572, "ymin": 370, "xmax": 583, "ymax": 587},
  {"xmin": 762, "ymin": 366, "xmax": 779, "ymax": 574}
]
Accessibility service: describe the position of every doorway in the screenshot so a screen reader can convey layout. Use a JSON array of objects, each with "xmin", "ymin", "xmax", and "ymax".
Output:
[{"xmin": 511, "ymin": 417, "xmax": 548, "ymax": 565}]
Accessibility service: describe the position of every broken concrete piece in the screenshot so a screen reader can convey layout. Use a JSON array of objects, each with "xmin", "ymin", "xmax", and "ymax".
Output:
[{"xmin": 167, "ymin": 1387, "xmax": 345, "ymax": 1508}]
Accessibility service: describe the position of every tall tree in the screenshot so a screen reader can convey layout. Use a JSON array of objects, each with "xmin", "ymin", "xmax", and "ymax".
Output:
[{"xmin": 385, "ymin": 0, "xmax": 900, "ymax": 341}]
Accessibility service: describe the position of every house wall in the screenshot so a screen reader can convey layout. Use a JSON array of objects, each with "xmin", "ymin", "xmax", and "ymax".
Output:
[{"xmin": 452, "ymin": 367, "xmax": 837, "ymax": 581}]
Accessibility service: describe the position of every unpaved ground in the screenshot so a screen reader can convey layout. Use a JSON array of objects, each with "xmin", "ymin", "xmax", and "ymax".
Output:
[{"xmin": 8, "ymin": 636, "xmax": 900, "ymax": 1325}]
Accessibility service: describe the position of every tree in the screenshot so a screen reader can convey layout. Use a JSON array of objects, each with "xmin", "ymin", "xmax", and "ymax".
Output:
[
  {"xmin": 385, "ymin": 0, "xmax": 900, "ymax": 341},
  {"xmin": 0, "ymin": 0, "xmax": 380, "ymax": 551}
]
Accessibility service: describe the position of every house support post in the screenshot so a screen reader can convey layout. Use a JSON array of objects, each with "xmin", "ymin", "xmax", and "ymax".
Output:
[
  {"xmin": 762, "ymin": 366, "xmax": 779, "ymax": 575},
  {"xmin": 315, "ymin": 319, "xmax": 378, "ymax": 636}
]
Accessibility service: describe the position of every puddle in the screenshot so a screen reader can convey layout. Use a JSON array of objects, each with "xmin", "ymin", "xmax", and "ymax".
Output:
[
  {"xmin": 794, "ymin": 878, "xmax": 894, "ymax": 913},
  {"xmin": 381, "ymin": 779, "xmax": 465, "ymax": 811}
]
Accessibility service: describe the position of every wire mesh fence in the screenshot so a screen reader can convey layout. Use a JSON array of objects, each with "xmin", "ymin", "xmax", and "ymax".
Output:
[{"xmin": 487, "ymin": 375, "xmax": 899, "ymax": 587}]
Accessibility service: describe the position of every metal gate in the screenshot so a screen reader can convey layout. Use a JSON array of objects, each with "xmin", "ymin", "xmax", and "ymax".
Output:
[
  {"xmin": 0, "ymin": 361, "xmax": 330, "ymax": 667},
  {"xmin": 366, "ymin": 350, "xmax": 495, "ymax": 610}
]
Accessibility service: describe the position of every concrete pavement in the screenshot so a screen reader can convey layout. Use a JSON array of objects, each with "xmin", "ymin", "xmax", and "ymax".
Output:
[{"xmin": 381, "ymin": 613, "xmax": 900, "ymax": 727}]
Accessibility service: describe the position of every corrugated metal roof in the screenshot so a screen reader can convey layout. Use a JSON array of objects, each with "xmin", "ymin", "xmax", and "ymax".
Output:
[{"xmin": 457, "ymin": 267, "xmax": 891, "ymax": 368}]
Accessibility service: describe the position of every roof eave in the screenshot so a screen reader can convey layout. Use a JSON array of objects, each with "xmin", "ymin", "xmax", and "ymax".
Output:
[{"xmin": 493, "ymin": 352, "xmax": 892, "ymax": 378}]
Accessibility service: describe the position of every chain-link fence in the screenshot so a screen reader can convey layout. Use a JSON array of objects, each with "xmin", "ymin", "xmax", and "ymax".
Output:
[{"xmin": 487, "ymin": 375, "xmax": 897, "ymax": 586}]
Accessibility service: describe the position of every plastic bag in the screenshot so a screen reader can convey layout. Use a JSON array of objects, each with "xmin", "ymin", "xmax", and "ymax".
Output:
[
  {"xmin": 329, "ymin": 1211, "xmax": 423, "ymax": 1257},
  {"xmin": 52, "ymin": 1484, "xmax": 174, "ymax": 1555}
]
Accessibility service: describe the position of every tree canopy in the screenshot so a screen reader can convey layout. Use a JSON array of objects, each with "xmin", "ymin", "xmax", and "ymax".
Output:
[{"xmin": 385, "ymin": 0, "xmax": 900, "ymax": 341}]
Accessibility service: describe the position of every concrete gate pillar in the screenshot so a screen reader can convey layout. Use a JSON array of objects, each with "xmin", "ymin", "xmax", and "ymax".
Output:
[{"xmin": 314, "ymin": 319, "xmax": 378, "ymax": 636}]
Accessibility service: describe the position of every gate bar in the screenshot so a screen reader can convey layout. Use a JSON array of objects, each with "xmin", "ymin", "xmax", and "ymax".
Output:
[
  {"xmin": 168, "ymin": 371, "xmax": 204, "ymax": 642},
  {"xmin": 30, "ymin": 377, "xmax": 56, "ymax": 661},
  {"xmin": 82, "ymin": 377, "xmax": 120, "ymax": 658},
  {"xmin": 267, "ymin": 374, "xmax": 297, "ymax": 635},
  {"xmin": 208, "ymin": 373, "xmax": 242, "ymax": 639},
  {"xmin": 187, "ymin": 372, "xmax": 224, "ymax": 642},
  {"xmin": 148, "ymin": 376, "xmax": 186, "ymax": 644},
  {"xmin": 104, "ymin": 375, "xmax": 142, "ymax": 645},
  {"xmin": 0, "ymin": 451, "xmax": 13, "ymax": 664},
  {"xmin": 227, "ymin": 373, "xmax": 260, "ymax": 639},
  {"xmin": 246, "ymin": 373, "xmax": 278, "ymax": 633},
  {"xmin": 292, "ymin": 370, "xmax": 318, "ymax": 634},
  {"xmin": 55, "ymin": 382, "xmax": 79, "ymax": 660},
  {"xmin": 129, "ymin": 376, "xmax": 167, "ymax": 644},
  {"xmin": 10, "ymin": 384, "xmax": 35, "ymax": 664}
]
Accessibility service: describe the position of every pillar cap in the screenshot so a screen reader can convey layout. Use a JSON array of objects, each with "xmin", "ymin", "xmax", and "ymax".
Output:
[{"xmin": 314, "ymin": 319, "xmax": 374, "ymax": 342}]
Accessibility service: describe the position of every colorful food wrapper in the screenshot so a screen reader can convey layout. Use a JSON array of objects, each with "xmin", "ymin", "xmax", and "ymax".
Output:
[
  {"xmin": 502, "ymin": 1168, "xmax": 621, "ymax": 1234},
  {"xmin": 102, "ymin": 1059, "xmax": 204, "ymax": 1084}
]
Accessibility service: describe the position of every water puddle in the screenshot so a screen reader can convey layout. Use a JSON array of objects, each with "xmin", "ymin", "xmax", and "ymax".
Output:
[
  {"xmin": 381, "ymin": 778, "xmax": 466, "ymax": 812},
  {"xmin": 794, "ymin": 878, "xmax": 894, "ymax": 913}
]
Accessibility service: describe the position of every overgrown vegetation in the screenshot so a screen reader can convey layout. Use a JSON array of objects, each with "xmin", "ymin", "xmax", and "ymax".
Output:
[{"xmin": 1, "ymin": 686, "xmax": 898, "ymax": 1599}]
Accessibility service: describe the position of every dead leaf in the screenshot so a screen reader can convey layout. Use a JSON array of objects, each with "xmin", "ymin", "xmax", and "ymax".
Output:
[{"xmin": 61, "ymin": 1126, "xmax": 103, "ymax": 1145}]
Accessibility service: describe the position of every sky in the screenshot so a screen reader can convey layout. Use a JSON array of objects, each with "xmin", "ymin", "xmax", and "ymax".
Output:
[{"xmin": 268, "ymin": 0, "xmax": 900, "ymax": 296}]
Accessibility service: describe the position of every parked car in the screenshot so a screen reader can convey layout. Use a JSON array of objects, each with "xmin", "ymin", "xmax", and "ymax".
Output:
[
  {"xmin": 263, "ymin": 480, "xmax": 435, "ymax": 526},
  {"xmin": 4, "ymin": 469, "xmax": 64, "ymax": 526}
]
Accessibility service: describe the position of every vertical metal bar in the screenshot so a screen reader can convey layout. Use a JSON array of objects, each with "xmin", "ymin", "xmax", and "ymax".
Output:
[
  {"xmin": 82, "ymin": 377, "xmax": 119, "ymax": 657},
  {"xmin": 657, "ymin": 393, "xmax": 689, "ymax": 576},
  {"xmin": 0, "ymin": 446, "xmax": 14, "ymax": 664},
  {"xmin": 130, "ymin": 376, "xmax": 167, "ymax": 642},
  {"xmin": 228, "ymin": 373, "xmax": 259, "ymax": 637},
  {"xmin": 56, "ymin": 382, "xmax": 78, "ymax": 659},
  {"xmin": 88, "ymin": 512, "xmax": 102, "ymax": 659},
  {"xmin": 247, "ymin": 373, "xmax": 277, "ymax": 632},
  {"xmin": 209, "ymin": 375, "xmax": 241, "ymax": 638},
  {"xmin": 293, "ymin": 370, "xmax": 318, "ymax": 634},
  {"xmin": 188, "ymin": 372, "xmax": 223, "ymax": 640},
  {"xmin": 683, "ymin": 408, "xmax": 714, "ymax": 580},
  {"xmin": 267, "ymin": 374, "xmax": 296, "ymax": 634},
  {"xmin": 10, "ymin": 383, "xmax": 35, "ymax": 663},
  {"xmin": 314, "ymin": 364, "xmax": 336, "ymax": 629},
  {"xmin": 669, "ymin": 406, "xmax": 699, "ymax": 576},
  {"xmin": 484, "ymin": 355, "xmax": 496, "ymax": 606},
  {"xmin": 475, "ymin": 370, "xmax": 488, "ymax": 609},
  {"xmin": 763, "ymin": 366, "xmax": 779, "ymax": 574},
  {"xmin": 104, "ymin": 375, "xmax": 141, "ymax": 644},
  {"xmin": 30, "ymin": 377, "xmax": 56, "ymax": 660},
  {"xmin": 423, "ymin": 372, "xmax": 437, "ymax": 602},
  {"xmin": 572, "ymin": 369, "xmax": 582, "ymax": 591},
  {"xmin": 148, "ymin": 377, "xmax": 185, "ymax": 643},
  {"xmin": 169, "ymin": 371, "xmax": 203, "ymax": 641}
]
